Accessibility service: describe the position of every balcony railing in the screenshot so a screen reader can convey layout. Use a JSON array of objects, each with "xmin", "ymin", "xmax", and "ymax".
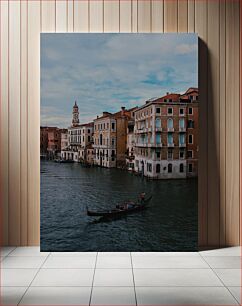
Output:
[
  {"xmin": 167, "ymin": 127, "xmax": 174, "ymax": 132},
  {"xmin": 155, "ymin": 127, "xmax": 162, "ymax": 132},
  {"xmin": 167, "ymin": 143, "xmax": 175, "ymax": 147},
  {"xmin": 179, "ymin": 127, "xmax": 186, "ymax": 132},
  {"xmin": 179, "ymin": 143, "xmax": 186, "ymax": 147}
]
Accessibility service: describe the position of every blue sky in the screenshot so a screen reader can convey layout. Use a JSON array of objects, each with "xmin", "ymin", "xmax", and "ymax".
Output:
[{"xmin": 41, "ymin": 33, "xmax": 198, "ymax": 128}]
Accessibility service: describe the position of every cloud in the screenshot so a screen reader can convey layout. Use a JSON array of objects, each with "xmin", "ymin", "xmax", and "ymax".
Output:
[{"xmin": 41, "ymin": 33, "xmax": 198, "ymax": 128}]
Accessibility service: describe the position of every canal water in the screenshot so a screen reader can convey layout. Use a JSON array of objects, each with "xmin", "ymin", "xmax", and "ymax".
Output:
[{"xmin": 41, "ymin": 160, "xmax": 198, "ymax": 252}]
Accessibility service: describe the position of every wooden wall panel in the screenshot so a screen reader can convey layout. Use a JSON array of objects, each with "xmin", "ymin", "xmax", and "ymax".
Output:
[
  {"xmin": 27, "ymin": 1, "xmax": 40, "ymax": 245},
  {"xmin": 104, "ymin": 0, "xmax": 119, "ymax": 32},
  {"xmin": 90, "ymin": 1, "xmax": 103, "ymax": 32},
  {"xmin": 41, "ymin": 0, "xmax": 56, "ymax": 32},
  {"xmin": 0, "ymin": 0, "xmax": 240, "ymax": 247},
  {"xmin": 56, "ymin": 0, "xmax": 67, "ymax": 32},
  {"xmin": 207, "ymin": 0, "xmax": 220, "ymax": 246},
  {"xmin": 0, "ymin": 0, "xmax": 9, "ymax": 246},
  {"xmin": 225, "ymin": 0, "xmax": 240, "ymax": 246},
  {"xmin": 195, "ymin": 0, "xmax": 208, "ymax": 247},
  {"xmin": 137, "ymin": 0, "xmax": 151, "ymax": 32},
  {"xmin": 219, "ymin": 0, "xmax": 226, "ymax": 246},
  {"xmin": 164, "ymin": 0, "xmax": 178, "ymax": 32},
  {"xmin": 20, "ymin": 0, "xmax": 28, "ymax": 245},
  {"xmin": 9, "ymin": 0, "xmax": 21, "ymax": 245}
]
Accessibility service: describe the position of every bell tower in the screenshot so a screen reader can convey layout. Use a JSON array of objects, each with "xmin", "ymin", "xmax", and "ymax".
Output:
[{"xmin": 72, "ymin": 101, "xmax": 79, "ymax": 126}]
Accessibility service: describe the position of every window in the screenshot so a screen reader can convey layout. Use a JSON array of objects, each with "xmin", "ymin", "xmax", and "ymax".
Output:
[
  {"xmin": 168, "ymin": 107, "xmax": 173, "ymax": 115},
  {"xmin": 169, "ymin": 99, "xmax": 172, "ymax": 102},
  {"xmin": 164, "ymin": 99, "xmax": 167, "ymax": 102},
  {"xmin": 188, "ymin": 120, "xmax": 194, "ymax": 128},
  {"xmin": 167, "ymin": 133, "xmax": 173, "ymax": 145},
  {"xmin": 147, "ymin": 163, "xmax": 152, "ymax": 172},
  {"xmin": 188, "ymin": 134, "xmax": 193, "ymax": 144},
  {"xmin": 155, "ymin": 117, "xmax": 161, "ymax": 128},
  {"xmin": 156, "ymin": 151, "xmax": 160, "ymax": 158},
  {"xmin": 107, "ymin": 123, "xmax": 109, "ymax": 129},
  {"xmin": 156, "ymin": 164, "xmax": 160, "ymax": 173},
  {"xmin": 179, "ymin": 108, "xmax": 184, "ymax": 115},
  {"xmin": 111, "ymin": 138, "xmax": 115, "ymax": 146},
  {"xmin": 167, "ymin": 118, "xmax": 173, "ymax": 129},
  {"xmin": 188, "ymin": 107, "xmax": 193, "ymax": 115},
  {"xmin": 188, "ymin": 163, "xmax": 193, "ymax": 173},
  {"xmin": 167, "ymin": 148, "xmax": 173, "ymax": 159},
  {"xmin": 156, "ymin": 134, "xmax": 161, "ymax": 144},
  {"xmin": 111, "ymin": 122, "xmax": 115, "ymax": 130},
  {"xmin": 99, "ymin": 134, "xmax": 103, "ymax": 145},
  {"xmin": 156, "ymin": 107, "xmax": 161, "ymax": 114},
  {"xmin": 103, "ymin": 124, "xmax": 105, "ymax": 129},
  {"xmin": 179, "ymin": 118, "xmax": 185, "ymax": 129},
  {"xmin": 88, "ymin": 136, "xmax": 91, "ymax": 142},
  {"xmin": 180, "ymin": 149, "xmax": 185, "ymax": 159},
  {"xmin": 179, "ymin": 133, "xmax": 185, "ymax": 145},
  {"xmin": 168, "ymin": 163, "xmax": 172, "ymax": 173},
  {"xmin": 180, "ymin": 163, "xmax": 184, "ymax": 173},
  {"xmin": 187, "ymin": 150, "xmax": 193, "ymax": 158}
]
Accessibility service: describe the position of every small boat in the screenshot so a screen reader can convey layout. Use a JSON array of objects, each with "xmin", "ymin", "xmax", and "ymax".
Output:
[{"xmin": 86, "ymin": 195, "xmax": 152, "ymax": 218}]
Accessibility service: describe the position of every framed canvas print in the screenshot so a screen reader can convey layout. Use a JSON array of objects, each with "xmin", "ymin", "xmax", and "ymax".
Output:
[{"xmin": 40, "ymin": 33, "xmax": 198, "ymax": 252}]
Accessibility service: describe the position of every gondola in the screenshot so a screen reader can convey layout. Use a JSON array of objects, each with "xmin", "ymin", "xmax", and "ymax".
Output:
[{"xmin": 86, "ymin": 195, "xmax": 152, "ymax": 217}]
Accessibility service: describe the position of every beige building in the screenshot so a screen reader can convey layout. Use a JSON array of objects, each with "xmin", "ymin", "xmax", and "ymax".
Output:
[{"xmin": 93, "ymin": 107, "xmax": 136, "ymax": 168}]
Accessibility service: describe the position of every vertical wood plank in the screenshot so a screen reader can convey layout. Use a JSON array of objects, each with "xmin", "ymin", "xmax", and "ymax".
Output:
[
  {"xmin": 151, "ymin": 0, "xmax": 164, "ymax": 33},
  {"xmin": 28, "ymin": 0, "xmax": 40, "ymax": 245},
  {"xmin": 188, "ymin": 0, "xmax": 195, "ymax": 32},
  {"xmin": 20, "ymin": 0, "xmax": 28, "ymax": 246},
  {"xmin": 120, "ymin": 0, "xmax": 132, "ymax": 32},
  {"xmin": 41, "ymin": 0, "xmax": 56, "ymax": 32},
  {"xmin": 207, "ymin": 0, "xmax": 220, "ymax": 246},
  {"xmin": 56, "ymin": 0, "xmax": 67, "ymax": 32},
  {"xmin": 90, "ymin": 0, "xmax": 103, "ymax": 32},
  {"xmin": 0, "ymin": 0, "xmax": 9, "ymax": 246},
  {"xmin": 164, "ymin": 0, "xmax": 178, "ymax": 32},
  {"xmin": 178, "ymin": 0, "xmax": 188, "ymax": 33},
  {"xmin": 137, "ymin": 0, "xmax": 151, "ymax": 32},
  {"xmin": 9, "ymin": 0, "xmax": 21, "ymax": 246},
  {"xmin": 219, "ymin": 0, "xmax": 226, "ymax": 246},
  {"xmin": 225, "ymin": 0, "xmax": 240, "ymax": 246},
  {"xmin": 67, "ymin": 0, "xmax": 74, "ymax": 32},
  {"xmin": 132, "ymin": 0, "xmax": 138, "ymax": 32},
  {"xmin": 195, "ymin": 0, "xmax": 208, "ymax": 247},
  {"xmin": 104, "ymin": 0, "xmax": 119, "ymax": 32},
  {"xmin": 74, "ymin": 0, "xmax": 89, "ymax": 32}
]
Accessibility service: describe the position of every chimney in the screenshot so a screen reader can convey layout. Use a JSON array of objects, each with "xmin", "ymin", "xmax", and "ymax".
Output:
[
  {"xmin": 166, "ymin": 92, "xmax": 169, "ymax": 95},
  {"xmin": 121, "ymin": 106, "xmax": 125, "ymax": 116},
  {"xmin": 97, "ymin": 115, "xmax": 99, "ymax": 119}
]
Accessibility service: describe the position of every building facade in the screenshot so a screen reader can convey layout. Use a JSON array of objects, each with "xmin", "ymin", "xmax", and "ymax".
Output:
[
  {"xmin": 61, "ymin": 102, "xmax": 94, "ymax": 163},
  {"xmin": 134, "ymin": 88, "xmax": 198, "ymax": 179},
  {"xmin": 93, "ymin": 107, "xmax": 136, "ymax": 168}
]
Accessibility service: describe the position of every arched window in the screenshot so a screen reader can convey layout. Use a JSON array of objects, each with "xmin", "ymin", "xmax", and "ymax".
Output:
[
  {"xmin": 180, "ymin": 163, "xmax": 184, "ymax": 173},
  {"xmin": 168, "ymin": 163, "xmax": 172, "ymax": 173},
  {"xmin": 156, "ymin": 164, "xmax": 160, "ymax": 173},
  {"xmin": 167, "ymin": 118, "xmax": 173, "ymax": 129},
  {"xmin": 179, "ymin": 118, "xmax": 185, "ymax": 129},
  {"xmin": 155, "ymin": 117, "xmax": 161, "ymax": 128}
]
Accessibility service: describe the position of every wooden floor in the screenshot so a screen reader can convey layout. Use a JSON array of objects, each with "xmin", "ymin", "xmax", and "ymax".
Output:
[{"xmin": 0, "ymin": 0, "xmax": 240, "ymax": 246}]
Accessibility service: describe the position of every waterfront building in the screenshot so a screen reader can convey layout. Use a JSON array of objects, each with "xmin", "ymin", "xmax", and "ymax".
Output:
[
  {"xmin": 61, "ymin": 129, "xmax": 68, "ymax": 151},
  {"xmin": 134, "ymin": 88, "xmax": 198, "ymax": 179},
  {"xmin": 40, "ymin": 126, "xmax": 49, "ymax": 158},
  {"xmin": 126, "ymin": 118, "xmax": 136, "ymax": 171},
  {"xmin": 61, "ymin": 102, "xmax": 94, "ymax": 162},
  {"xmin": 93, "ymin": 107, "xmax": 136, "ymax": 168}
]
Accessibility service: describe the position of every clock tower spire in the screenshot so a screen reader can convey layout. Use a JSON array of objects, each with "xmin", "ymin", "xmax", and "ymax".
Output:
[{"xmin": 72, "ymin": 101, "xmax": 79, "ymax": 126}]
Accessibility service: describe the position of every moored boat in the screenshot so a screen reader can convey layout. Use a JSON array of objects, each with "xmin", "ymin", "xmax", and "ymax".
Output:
[{"xmin": 86, "ymin": 195, "xmax": 152, "ymax": 218}]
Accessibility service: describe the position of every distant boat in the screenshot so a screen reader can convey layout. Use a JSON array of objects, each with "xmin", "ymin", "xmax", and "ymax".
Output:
[
  {"xmin": 86, "ymin": 195, "xmax": 152, "ymax": 218},
  {"xmin": 54, "ymin": 159, "xmax": 74, "ymax": 163}
]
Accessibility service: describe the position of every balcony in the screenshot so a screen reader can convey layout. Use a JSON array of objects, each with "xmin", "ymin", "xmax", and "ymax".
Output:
[
  {"xmin": 155, "ymin": 127, "xmax": 162, "ymax": 132},
  {"xmin": 167, "ymin": 143, "xmax": 175, "ymax": 147},
  {"xmin": 136, "ymin": 143, "xmax": 148, "ymax": 147},
  {"xmin": 179, "ymin": 143, "xmax": 186, "ymax": 147},
  {"xmin": 167, "ymin": 127, "xmax": 174, "ymax": 132},
  {"xmin": 155, "ymin": 143, "xmax": 163, "ymax": 148},
  {"xmin": 179, "ymin": 127, "xmax": 186, "ymax": 132}
]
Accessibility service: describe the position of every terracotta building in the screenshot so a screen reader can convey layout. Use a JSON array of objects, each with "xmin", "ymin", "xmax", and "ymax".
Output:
[
  {"xmin": 93, "ymin": 107, "xmax": 136, "ymax": 168},
  {"xmin": 40, "ymin": 126, "xmax": 64, "ymax": 159},
  {"xmin": 134, "ymin": 88, "xmax": 198, "ymax": 179}
]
